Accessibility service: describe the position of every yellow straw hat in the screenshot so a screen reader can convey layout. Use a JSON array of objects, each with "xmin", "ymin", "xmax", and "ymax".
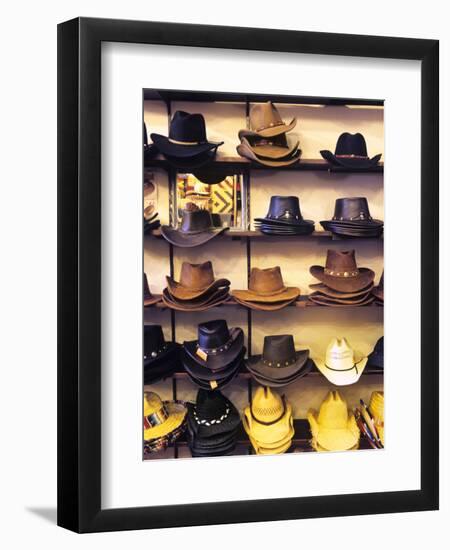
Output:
[
  {"xmin": 308, "ymin": 391, "xmax": 360, "ymax": 451},
  {"xmin": 368, "ymin": 391, "xmax": 384, "ymax": 445},
  {"xmin": 249, "ymin": 433, "xmax": 293, "ymax": 455},
  {"xmin": 243, "ymin": 387, "xmax": 293, "ymax": 445},
  {"xmin": 144, "ymin": 391, "xmax": 187, "ymax": 441},
  {"xmin": 311, "ymin": 438, "xmax": 359, "ymax": 452}
]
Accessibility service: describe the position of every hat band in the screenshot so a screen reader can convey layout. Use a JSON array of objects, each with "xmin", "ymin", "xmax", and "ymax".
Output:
[
  {"xmin": 324, "ymin": 268, "xmax": 359, "ymax": 278},
  {"xmin": 262, "ymin": 356, "xmax": 297, "ymax": 368},
  {"xmin": 255, "ymin": 121, "xmax": 284, "ymax": 132},
  {"xmin": 251, "ymin": 395, "xmax": 286, "ymax": 426},
  {"xmin": 193, "ymin": 405, "xmax": 230, "ymax": 426},
  {"xmin": 168, "ymin": 138, "xmax": 205, "ymax": 146},
  {"xmin": 335, "ymin": 154, "xmax": 369, "ymax": 159},
  {"xmin": 197, "ymin": 333, "xmax": 234, "ymax": 355},
  {"xmin": 144, "ymin": 343, "xmax": 168, "ymax": 360},
  {"xmin": 332, "ymin": 213, "xmax": 373, "ymax": 221},
  {"xmin": 144, "ymin": 404, "xmax": 169, "ymax": 429},
  {"xmin": 325, "ymin": 363, "xmax": 359, "ymax": 374},
  {"xmin": 268, "ymin": 210, "xmax": 302, "ymax": 221}
]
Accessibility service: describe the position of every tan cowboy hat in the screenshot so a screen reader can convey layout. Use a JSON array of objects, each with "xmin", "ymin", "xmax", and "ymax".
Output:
[
  {"xmin": 314, "ymin": 337, "xmax": 368, "ymax": 386},
  {"xmin": 308, "ymin": 391, "xmax": 360, "ymax": 451},
  {"xmin": 238, "ymin": 102, "xmax": 297, "ymax": 139},
  {"xmin": 237, "ymin": 142, "xmax": 300, "ymax": 167},
  {"xmin": 166, "ymin": 261, "xmax": 230, "ymax": 301},
  {"xmin": 143, "ymin": 391, "xmax": 187, "ymax": 441},
  {"xmin": 240, "ymin": 135, "xmax": 299, "ymax": 160},
  {"xmin": 232, "ymin": 266, "xmax": 300, "ymax": 304}
]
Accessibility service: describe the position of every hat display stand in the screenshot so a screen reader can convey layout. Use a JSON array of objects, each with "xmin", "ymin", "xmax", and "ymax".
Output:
[{"xmin": 143, "ymin": 91, "xmax": 384, "ymax": 459}]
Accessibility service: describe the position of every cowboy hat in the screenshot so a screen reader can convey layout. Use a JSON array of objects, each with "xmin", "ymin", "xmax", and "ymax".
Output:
[
  {"xmin": 240, "ymin": 135, "xmax": 299, "ymax": 160},
  {"xmin": 308, "ymin": 391, "xmax": 360, "ymax": 451},
  {"xmin": 249, "ymin": 359, "xmax": 315, "ymax": 388},
  {"xmin": 143, "ymin": 325, "xmax": 181, "ymax": 384},
  {"xmin": 183, "ymin": 320, "xmax": 244, "ymax": 371},
  {"xmin": 151, "ymin": 111, "xmax": 223, "ymax": 158},
  {"xmin": 367, "ymin": 336, "xmax": 384, "ymax": 370},
  {"xmin": 162, "ymin": 288, "xmax": 231, "ymax": 312},
  {"xmin": 309, "ymin": 282, "xmax": 374, "ymax": 299},
  {"xmin": 320, "ymin": 133, "xmax": 382, "ymax": 168},
  {"xmin": 310, "ymin": 249, "xmax": 375, "ymax": 293},
  {"xmin": 166, "ymin": 261, "xmax": 230, "ymax": 301},
  {"xmin": 143, "ymin": 391, "xmax": 187, "ymax": 441},
  {"xmin": 233, "ymin": 294, "xmax": 298, "ymax": 311},
  {"xmin": 160, "ymin": 208, "xmax": 229, "ymax": 248},
  {"xmin": 237, "ymin": 141, "xmax": 300, "ymax": 167},
  {"xmin": 187, "ymin": 390, "xmax": 241, "ymax": 439},
  {"xmin": 183, "ymin": 347, "xmax": 246, "ymax": 382},
  {"xmin": 238, "ymin": 102, "xmax": 297, "ymax": 139},
  {"xmin": 254, "ymin": 196, "xmax": 315, "ymax": 227},
  {"xmin": 308, "ymin": 291, "xmax": 374, "ymax": 306},
  {"xmin": 232, "ymin": 266, "xmax": 300, "ymax": 303},
  {"xmin": 314, "ymin": 337, "xmax": 368, "ymax": 386}
]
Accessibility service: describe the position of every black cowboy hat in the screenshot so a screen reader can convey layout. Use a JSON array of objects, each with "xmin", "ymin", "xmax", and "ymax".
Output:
[
  {"xmin": 327, "ymin": 197, "xmax": 383, "ymax": 226},
  {"xmin": 183, "ymin": 347, "xmax": 246, "ymax": 382},
  {"xmin": 143, "ymin": 325, "xmax": 181, "ymax": 383},
  {"xmin": 183, "ymin": 320, "xmax": 244, "ymax": 371},
  {"xmin": 185, "ymin": 365, "xmax": 240, "ymax": 391},
  {"xmin": 254, "ymin": 196, "xmax": 314, "ymax": 227},
  {"xmin": 246, "ymin": 335, "xmax": 310, "ymax": 381},
  {"xmin": 160, "ymin": 209, "xmax": 229, "ymax": 248},
  {"xmin": 151, "ymin": 111, "xmax": 223, "ymax": 158},
  {"xmin": 320, "ymin": 132, "xmax": 382, "ymax": 168},
  {"xmin": 249, "ymin": 358, "xmax": 315, "ymax": 388},
  {"xmin": 367, "ymin": 336, "xmax": 384, "ymax": 370},
  {"xmin": 186, "ymin": 390, "xmax": 241, "ymax": 438}
]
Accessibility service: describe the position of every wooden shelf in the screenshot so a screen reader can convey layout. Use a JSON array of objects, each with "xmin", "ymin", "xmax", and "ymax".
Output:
[
  {"xmin": 145, "ymin": 295, "xmax": 383, "ymax": 310},
  {"xmin": 143, "ymin": 419, "xmax": 375, "ymax": 458},
  {"xmin": 145, "ymin": 155, "xmax": 383, "ymax": 174},
  {"xmin": 145, "ymin": 228, "xmax": 382, "ymax": 241}
]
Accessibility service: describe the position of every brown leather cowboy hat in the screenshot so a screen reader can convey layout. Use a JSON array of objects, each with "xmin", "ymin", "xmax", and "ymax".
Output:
[
  {"xmin": 308, "ymin": 291, "xmax": 374, "ymax": 306},
  {"xmin": 166, "ymin": 261, "xmax": 230, "ymax": 301},
  {"xmin": 309, "ymin": 282, "xmax": 374, "ymax": 299},
  {"xmin": 233, "ymin": 294, "xmax": 298, "ymax": 311},
  {"xmin": 238, "ymin": 102, "xmax": 296, "ymax": 139},
  {"xmin": 232, "ymin": 266, "xmax": 300, "ymax": 303},
  {"xmin": 162, "ymin": 287, "xmax": 231, "ymax": 312},
  {"xmin": 310, "ymin": 250, "xmax": 375, "ymax": 292},
  {"xmin": 160, "ymin": 208, "xmax": 229, "ymax": 248}
]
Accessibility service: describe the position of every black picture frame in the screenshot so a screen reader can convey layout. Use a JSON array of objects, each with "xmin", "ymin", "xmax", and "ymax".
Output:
[{"xmin": 57, "ymin": 17, "xmax": 439, "ymax": 533}]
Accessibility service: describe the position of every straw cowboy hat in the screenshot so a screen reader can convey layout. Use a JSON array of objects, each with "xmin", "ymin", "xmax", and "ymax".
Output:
[
  {"xmin": 243, "ymin": 387, "xmax": 293, "ymax": 453},
  {"xmin": 310, "ymin": 249, "xmax": 375, "ymax": 293},
  {"xmin": 368, "ymin": 391, "xmax": 384, "ymax": 446},
  {"xmin": 315, "ymin": 337, "xmax": 368, "ymax": 386},
  {"xmin": 308, "ymin": 391, "xmax": 360, "ymax": 451},
  {"xmin": 238, "ymin": 102, "xmax": 296, "ymax": 140},
  {"xmin": 143, "ymin": 391, "xmax": 187, "ymax": 441},
  {"xmin": 166, "ymin": 261, "xmax": 230, "ymax": 301}
]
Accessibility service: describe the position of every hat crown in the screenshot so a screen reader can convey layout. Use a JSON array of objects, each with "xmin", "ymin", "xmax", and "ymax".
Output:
[
  {"xmin": 168, "ymin": 110, "xmax": 208, "ymax": 144},
  {"xmin": 266, "ymin": 195, "xmax": 303, "ymax": 221},
  {"xmin": 198, "ymin": 319, "xmax": 231, "ymax": 350},
  {"xmin": 324, "ymin": 249, "xmax": 358, "ymax": 273},
  {"xmin": 144, "ymin": 391, "xmax": 164, "ymax": 416},
  {"xmin": 249, "ymin": 101, "xmax": 284, "ymax": 132},
  {"xmin": 144, "ymin": 325, "xmax": 166, "ymax": 359},
  {"xmin": 194, "ymin": 389, "xmax": 230, "ymax": 422},
  {"xmin": 179, "ymin": 261, "xmax": 215, "ymax": 290},
  {"xmin": 143, "ymin": 273, "xmax": 153, "ymax": 299},
  {"xmin": 251, "ymin": 386, "xmax": 285, "ymax": 423},
  {"xmin": 317, "ymin": 391, "xmax": 350, "ymax": 429},
  {"xmin": 179, "ymin": 208, "xmax": 213, "ymax": 234},
  {"xmin": 262, "ymin": 335, "xmax": 296, "ymax": 363},
  {"xmin": 332, "ymin": 197, "xmax": 372, "ymax": 222},
  {"xmin": 325, "ymin": 337, "xmax": 356, "ymax": 370},
  {"xmin": 249, "ymin": 266, "xmax": 285, "ymax": 295},
  {"xmin": 334, "ymin": 132, "xmax": 368, "ymax": 157}
]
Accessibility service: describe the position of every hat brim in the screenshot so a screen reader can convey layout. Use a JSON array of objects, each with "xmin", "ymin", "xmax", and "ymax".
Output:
[
  {"xmin": 232, "ymin": 294, "xmax": 298, "ymax": 311},
  {"xmin": 240, "ymin": 137, "xmax": 299, "ymax": 160},
  {"xmin": 151, "ymin": 133, "xmax": 222, "ymax": 158},
  {"xmin": 144, "ymin": 294, "xmax": 161, "ymax": 306},
  {"xmin": 187, "ymin": 429, "xmax": 238, "ymax": 451},
  {"xmin": 192, "ymin": 167, "xmax": 232, "ymax": 184},
  {"xmin": 309, "ymin": 290, "xmax": 373, "ymax": 305},
  {"xmin": 237, "ymin": 143, "xmax": 300, "ymax": 167},
  {"xmin": 309, "ymin": 282, "xmax": 374, "ymax": 298},
  {"xmin": 320, "ymin": 150, "xmax": 382, "ymax": 168},
  {"xmin": 183, "ymin": 328, "xmax": 244, "ymax": 371},
  {"xmin": 160, "ymin": 225, "xmax": 229, "ymax": 247},
  {"xmin": 144, "ymin": 402, "xmax": 187, "ymax": 441},
  {"xmin": 248, "ymin": 359, "xmax": 315, "ymax": 387},
  {"xmin": 254, "ymin": 217, "xmax": 315, "ymax": 228},
  {"xmin": 185, "ymin": 366, "xmax": 240, "ymax": 390},
  {"xmin": 310, "ymin": 266, "xmax": 375, "ymax": 292},
  {"xmin": 144, "ymin": 341, "xmax": 180, "ymax": 367},
  {"xmin": 232, "ymin": 286, "xmax": 300, "ymax": 303},
  {"xmin": 183, "ymin": 348, "xmax": 245, "ymax": 381},
  {"xmin": 238, "ymin": 118, "xmax": 297, "ymax": 139},
  {"xmin": 166, "ymin": 276, "xmax": 230, "ymax": 301},
  {"xmin": 247, "ymin": 349, "xmax": 309, "ymax": 379},
  {"xmin": 372, "ymin": 287, "xmax": 384, "ymax": 301},
  {"xmin": 315, "ymin": 355, "xmax": 368, "ymax": 386}
]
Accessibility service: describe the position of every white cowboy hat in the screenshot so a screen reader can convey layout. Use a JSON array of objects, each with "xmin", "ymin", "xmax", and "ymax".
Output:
[{"xmin": 315, "ymin": 337, "xmax": 368, "ymax": 386}]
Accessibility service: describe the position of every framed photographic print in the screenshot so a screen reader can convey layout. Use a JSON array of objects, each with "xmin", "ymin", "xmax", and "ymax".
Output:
[{"xmin": 57, "ymin": 17, "xmax": 439, "ymax": 532}]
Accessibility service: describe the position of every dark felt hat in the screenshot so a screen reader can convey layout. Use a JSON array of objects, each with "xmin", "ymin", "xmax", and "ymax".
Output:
[
  {"xmin": 151, "ymin": 111, "xmax": 223, "ymax": 158},
  {"xmin": 254, "ymin": 196, "xmax": 315, "ymax": 227},
  {"xmin": 183, "ymin": 320, "xmax": 244, "ymax": 371},
  {"xmin": 320, "ymin": 133, "xmax": 382, "ymax": 168},
  {"xmin": 186, "ymin": 390, "xmax": 241, "ymax": 438},
  {"xmin": 328, "ymin": 197, "xmax": 383, "ymax": 226},
  {"xmin": 247, "ymin": 335, "xmax": 310, "ymax": 381},
  {"xmin": 310, "ymin": 249, "xmax": 375, "ymax": 292},
  {"xmin": 183, "ymin": 347, "xmax": 245, "ymax": 382},
  {"xmin": 143, "ymin": 325, "xmax": 180, "ymax": 383},
  {"xmin": 249, "ymin": 358, "xmax": 315, "ymax": 388},
  {"xmin": 160, "ymin": 209, "xmax": 229, "ymax": 248},
  {"xmin": 367, "ymin": 336, "xmax": 384, "ymax": 370}
]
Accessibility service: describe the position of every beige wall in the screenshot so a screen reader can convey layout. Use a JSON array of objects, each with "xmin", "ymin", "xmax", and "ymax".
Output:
[{"xmin": 143, "ymin": 98, "xmax": 384, "ymax": 435}]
